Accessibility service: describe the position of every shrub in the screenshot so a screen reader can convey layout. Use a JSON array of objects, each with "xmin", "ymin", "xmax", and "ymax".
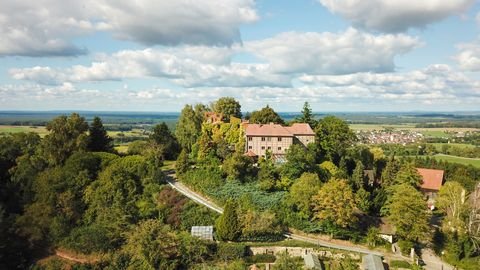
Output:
[
  {"xmin": 245, "ymin": 254, "xmax": 276, "ymax": 264},
  {"xmin": 217, "ymin": 243, "xmax": 246, "ymax": 261},
  {"xmin": 62, "ymin": 224, "xmax": 112, "ymax": 253},
  {"xmin": 398, "ymin": 240, "xmax": 414, "ymax": 256},
  {"xmin": 390, "ymin": 260, "xmax": 411, "ymax": 268}
]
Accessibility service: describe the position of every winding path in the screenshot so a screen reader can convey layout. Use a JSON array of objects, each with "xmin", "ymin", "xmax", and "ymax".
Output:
[{"xmin": 166, "ymin": 173, "xmax": 380, "ymax": 255}]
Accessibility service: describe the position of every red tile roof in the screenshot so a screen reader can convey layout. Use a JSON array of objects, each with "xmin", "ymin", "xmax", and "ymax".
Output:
[
  {"xmin": 244, "ymin": 150, "xmax": 258, "ymax": 157},
  {"xmin": 417, "ymin": 168, "xmax": 444, "ymax": 191},
  {"xmin": 285, "ymin": 123, "xmax": 315, "ymax": 135},
  {"xmin": 245, "ymin": 123, "xmax": 314, "ymax": 136},
  {"xmin": 245, "ymin": 123, "xmax": 292, "ymax": 136}
]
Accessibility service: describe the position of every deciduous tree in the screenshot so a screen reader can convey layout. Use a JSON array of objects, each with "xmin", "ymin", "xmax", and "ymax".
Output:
[
  {"xmin": 41, "ymin": 113, "xmax": 89, "ymax": 166},
  {"xmin": 388, "ymin": 184, "xmax": 430, "ymax": 242},
  {"xmin": 212, "ymin": 97, "xmax": 242, "ymax": 122},
  {"xmin": 437, "ymin": 181, "xmax": 467, "ymax": 233},
  {"xmin": 312, "ymin": 179, "xmax": 357, "ymax": 228},
  {"xmin": 288, "ymin": 172, "xmax": 321, "ymax": 217},
  {"xmin": 315, "ymin": 116, "xmax": 355, "ymax": 164},
  {"xmin": 175, "ymin": 105, "xmax": 202, "ymax": 151},
  {"xmin": 249, "ymin": 105, "xmax": 284, "ymax": 124}
]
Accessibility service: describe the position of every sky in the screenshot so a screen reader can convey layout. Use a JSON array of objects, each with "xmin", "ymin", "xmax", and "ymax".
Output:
[{"xmin": 1, "ymin": 0, "xmax": 480, "ymax": 112}]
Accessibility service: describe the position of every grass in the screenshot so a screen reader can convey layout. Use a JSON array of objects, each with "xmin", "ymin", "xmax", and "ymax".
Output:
[
  {"xmin": 390, "ymin": 260, "xmax": 411, "ymax": 269},
  {"xmin": 0, "ymin": 125, "xmax": 49, "ymax": 137},
  {"xmin": 432, "ymin": 154, "xmax": 480, "ymax": 168},
  {"xmin": 244, "ymin": 240, "xmax": 318, "ymax": 248},
  {"xmin": 114, "ymin": 144, "xmax": 129, "ymax": 153},
  {"xmin": 403, "ymin": 154, "xmax": 480, "ymax": 168},
  {"xmin": 419, "ymin": 130, "xmax": 448, "ymax": 138},
  {"xmin": 429, "ymin": 143, "xmax": 477, "ymax": 151},
  {"xmin": 161, "ymin": 160, "xmax": 176, "ymax": 170}
]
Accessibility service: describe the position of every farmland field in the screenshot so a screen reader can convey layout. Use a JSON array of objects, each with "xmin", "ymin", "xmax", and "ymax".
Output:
[
  {"xmin": 432, "ymin": 154, "xmax": 480, "ymax": 168},
  {"xmin": 0, "ymin": 125, "xmax": 49, "ymax": 136},
  {"xmin": 408, "ymin": 154, "xmax": 480, "ymax": 168}
]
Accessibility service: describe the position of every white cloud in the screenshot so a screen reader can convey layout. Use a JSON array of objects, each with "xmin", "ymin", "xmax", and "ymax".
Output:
[
  {"xmin": 299, "ymin": 64, "xmax": 479, "ymax": 102},
  {"xmin": 9, "ymin": 46, "xmax": 292, "ymax": 88},
  {"xmin": 245, "ymin": 28, "xmax": 421, "ymax": 74},
  {"xmin": 454, "ymin": 39, "xmax": 480, "ymax": 71},
  {"xmin": 0, "ymin": 0, "xmax": 257, "ymax": 57},
  {"xmin": 319, "ymin": 0, "xmax": 475, "ymax": 32},
  {"xmin": 3, "ymin": 63, "xmax": 480, "ymax": 111}
]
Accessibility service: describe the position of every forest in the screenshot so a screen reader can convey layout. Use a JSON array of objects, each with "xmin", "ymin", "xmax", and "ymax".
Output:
[{"xmin": 0, "ymin": 98, "xmax": 479, "ymax": 269}]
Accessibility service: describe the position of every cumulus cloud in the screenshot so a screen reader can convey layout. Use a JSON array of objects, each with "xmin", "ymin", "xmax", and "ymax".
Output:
[
  {"xmin": 3, "ymin": 63, "xmax": 480, "ymax": 111},
  {"xmin": 318, "ymin": 0, "xmax": 474, "ymax": 32},
  {"xmin": 0, "ymin": 0, "xmax": 257, "ymax": 57},
  {"xmin": 10, "ymin": 46, "xmax": 291, "ymax": 88},
  {"xmin": 299, "ymin": 64, "xmax": 479, "ymax": 102},
  {"xmin": 245, "ymin": 28, "xmax": 421, "ymax": 75},
  {"xmin": 454, "ymin": 39, "xmax": 480, "ymax": 71},
  {"xmin": 9, "ymin": 28, "xmax": 422, "ymax": 87}
]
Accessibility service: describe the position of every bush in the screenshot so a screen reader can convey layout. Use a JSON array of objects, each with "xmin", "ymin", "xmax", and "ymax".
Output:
[
  {"xmin": 217, "ymin": 243, "xmax": 246, "ymax": 261},
  {"xmin": 245, "ymin": 254, "xmax": 276, "ymax": 264},
  {"xmin": 390, "ymin": 260, "xmax": 411, "ymax": 268},
  {"xmin": 62, "ymin": 225, "xmax": 112, "ymax": 253},
  {"xmin": 398, "ymin": 240, "xmax": 414, "ymax": 256}
]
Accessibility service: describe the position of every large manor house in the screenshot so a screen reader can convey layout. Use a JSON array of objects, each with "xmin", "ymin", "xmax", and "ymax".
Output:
[
  {"xmin": 205, "ymin": 112, "xmax": 315, "ymax": 159},
  {"xmin": 245, "ymin": 123, "xmax": 315, "ymax": 157}
]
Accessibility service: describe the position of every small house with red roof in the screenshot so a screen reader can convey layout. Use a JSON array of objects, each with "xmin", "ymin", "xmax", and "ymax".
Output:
[
  {"xmin": 417, "ymin": 168, "xmax": 444, "ymax": 209},
  {"xmin": 244, "ymin": 123, "xmax": 315, "ymax": 158}
]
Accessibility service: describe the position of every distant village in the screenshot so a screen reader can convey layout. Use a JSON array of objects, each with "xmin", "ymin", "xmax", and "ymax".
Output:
[{"xmin": 356, "ymin": 130, "xmax": 424, "ymax": 145}]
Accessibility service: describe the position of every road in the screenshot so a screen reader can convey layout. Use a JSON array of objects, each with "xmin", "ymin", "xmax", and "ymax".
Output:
[
  {"xmin": 166, "ymin": 173, "xmax": 454, "ymax": 269},
  {"xmin": 166, "ymin": 174, "xmax": 223, "ymax": 214}
]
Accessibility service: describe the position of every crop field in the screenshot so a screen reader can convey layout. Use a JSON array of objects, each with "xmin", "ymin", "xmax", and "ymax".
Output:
[{"xmin": 0, "ymin": 125, "xmax": 49, "ymax": 136}]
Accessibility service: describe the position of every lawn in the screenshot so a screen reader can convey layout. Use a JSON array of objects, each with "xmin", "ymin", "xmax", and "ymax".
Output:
[
  {"xmin": 0, "ymin": 125, "xmax": 49, "ymax": 137},
  {"xmin": 432, "ymin": 154, "xmax": 480, "ymax": 168},
  {"xmin": 429, "ymin": 143, "xmax": 477, "ymax": 151},
  {"xmin": 114, "ymin": 144, "xmax": 129, "ymax": 153},
  {"xmin": 405, "ymin": 154, "xmax": 480, "ymax": 168}
]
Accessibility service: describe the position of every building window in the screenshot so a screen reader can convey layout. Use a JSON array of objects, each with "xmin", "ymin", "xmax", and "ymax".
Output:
[
  {"xmin": 261, "ymin": 137, "xmax": 265, "ymax": 141},
  {"xmin": 261, "ymin": 146, "xmax": 265, "ymax": 150},
  {"xmin": 248, "ymin": 137, "xmax": 252, "ymax": 141},
  {"xmin": 278, "ymin": 137, "xmax": 282, "ymax": 141},
  {"xmin": 248, "ymin": 146, "xmax": 252, "ymax": 149},
  {"xmin": 278, "ymin": 147, "xmax": 281, "ymax": 150},
  {"xmin": 267, "ymin": 146, "xmax": 271, "ymax": 150},
  {"xmin": 267, "ymin": 137, "xmax": 271, "ymax": 141}
]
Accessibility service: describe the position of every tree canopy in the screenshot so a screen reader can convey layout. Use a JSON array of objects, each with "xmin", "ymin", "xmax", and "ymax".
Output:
[
  {"xmin": 312, "ymin": 179, "xmax": 357, "ymax": 228},
  {"xmin": 388, "ymin": 184, "xmax": 430, "ymax": 242},
  {"xmin": 212, "ymin": 97, "xmax": 242, "ymax": 122},
  {"xmin": 249, "ymin": 105, "xmax": 284, "ymax": 125},
  {"xmin": 87, "ymin": 116, "xmax": 114, "ymax": 152},
  {"xmin": 175, "ymin": 105, "xmax": 203, "ymax": 151},
  {"xmin": 315, "ymin": 116, "xmax": 356, "ymax": 164}
]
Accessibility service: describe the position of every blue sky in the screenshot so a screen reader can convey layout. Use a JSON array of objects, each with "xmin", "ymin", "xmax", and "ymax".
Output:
[{"xmin": 1, "ymin": 0, "xmax": 480, "ymax": 112}]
